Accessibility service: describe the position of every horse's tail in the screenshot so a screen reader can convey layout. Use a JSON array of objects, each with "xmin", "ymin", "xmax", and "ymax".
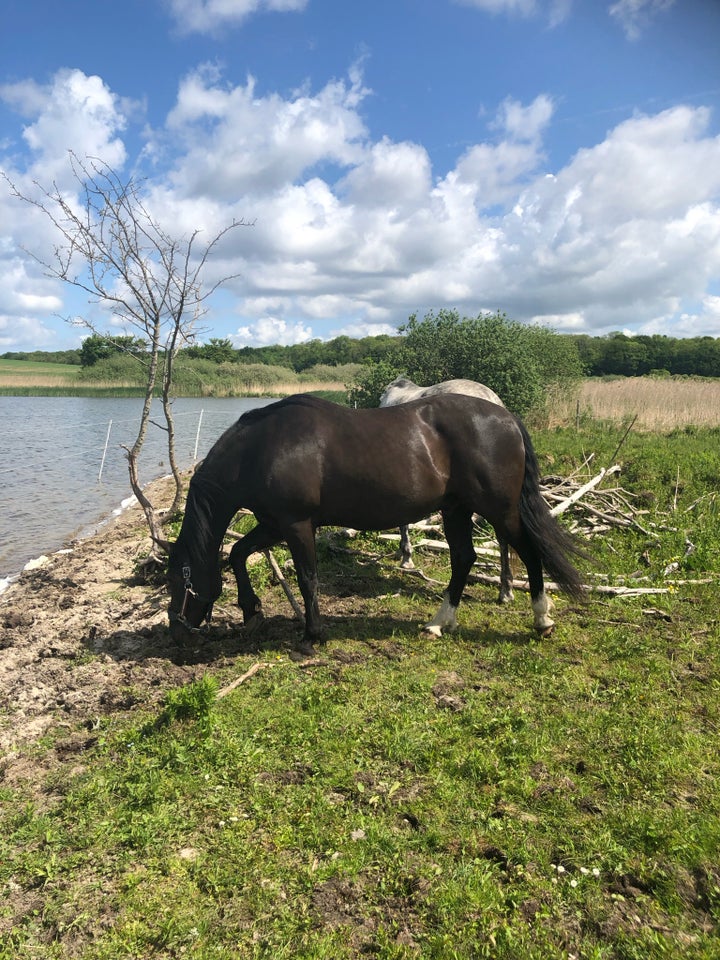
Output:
[{"xmin": 516, "ymin": 418, "xmax": 588, "ymax": 599}]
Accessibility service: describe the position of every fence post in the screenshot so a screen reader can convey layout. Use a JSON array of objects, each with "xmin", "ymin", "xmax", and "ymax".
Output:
[
  {"xmin": 98, "ymin": 420, "xmax": 112, "ymax": 481},
  {"xmin": 193, "ymin": 409, "xmax": 204, "ymax": 462}
]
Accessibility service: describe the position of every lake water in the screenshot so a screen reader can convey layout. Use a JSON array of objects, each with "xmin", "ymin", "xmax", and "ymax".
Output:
[{"xmin": 0, "ymin": 395, "xmax": 275, "ymax": 587}]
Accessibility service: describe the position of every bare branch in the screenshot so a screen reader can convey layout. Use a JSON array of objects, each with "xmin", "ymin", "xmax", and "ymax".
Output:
[{"xmin": 4, "ymin": 153, "xmax": 252, "ymax": 549}]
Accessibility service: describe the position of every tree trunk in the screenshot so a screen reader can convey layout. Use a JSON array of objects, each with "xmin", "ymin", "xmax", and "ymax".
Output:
[
  {"xmin": 161, "ymin": 349, "xmax": 185, "ymax": 516},
  {"xmin": 124, "ymin": 321, "xmax": 165, "ymax": 560}
]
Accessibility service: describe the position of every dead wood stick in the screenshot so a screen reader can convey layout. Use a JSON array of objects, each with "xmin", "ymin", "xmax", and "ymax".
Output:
[
  {"xmin": 468, "ymin": 572, "xmax": 671, "ymax": 597},
  {"xmin": 549, "ymin": 465, "xmax": 621, "ymax": 517},
  {"xmin": 608, "ymin": 414, "xmax": 638, "ymax": 465},
  {"xmin": 263, "ymin": 549, "xmax": 305, "ymax": 622},
  {"xmin": 223, "ymin": 529, "xmax": 304, "ymax": 622},
  {"xmin": 579, "ymin": 503, "xmax": 654, "ymax": 537},
  {"xmin": 217, "ymin": 662, "xmax": 270, "ymax": 699},
  {"xmin": 401, "ymin": 567, "xmax": 445, "ymax": 586},
  {"xmin": 414, "ymin": 538, "xmax": 500, "ymax": 559}
]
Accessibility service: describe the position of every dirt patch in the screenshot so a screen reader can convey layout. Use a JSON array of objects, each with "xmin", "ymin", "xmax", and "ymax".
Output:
[{"xmin": 0, "ymin": 477, "xmax": 243, "ymax": 768}]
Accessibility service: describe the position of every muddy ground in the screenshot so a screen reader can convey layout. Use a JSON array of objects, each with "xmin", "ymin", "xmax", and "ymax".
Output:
[{"xmin": 0, "ymin": 477, "xmax": 312, "ymax": 776}]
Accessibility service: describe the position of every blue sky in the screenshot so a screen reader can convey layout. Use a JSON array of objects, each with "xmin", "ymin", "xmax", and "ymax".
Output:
[{"xmin": 1, "ymin": 0, "xmax": 719, "ymax": 352}]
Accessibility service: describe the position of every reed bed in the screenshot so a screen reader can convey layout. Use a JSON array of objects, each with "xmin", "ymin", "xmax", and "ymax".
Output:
[
  {"xmin": 0, "ymin": 374, "xmax": 83, "ymax": 388},
  {"xmin": 550, "ymin": 377, "xmax": 720, "ymax": 431},
  {"xmin": 199, "ymin": 380, "xmax": 346, "ymax": 397}
]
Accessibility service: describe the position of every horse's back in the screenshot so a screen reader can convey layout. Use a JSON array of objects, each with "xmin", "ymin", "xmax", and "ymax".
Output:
[
  {"xmin": 380, "ymin": 377, "xmax": 504, "ymax": 408},
  {"xmin": 422, "ymin": 379, "xmax": 504, "ymax": 407}
]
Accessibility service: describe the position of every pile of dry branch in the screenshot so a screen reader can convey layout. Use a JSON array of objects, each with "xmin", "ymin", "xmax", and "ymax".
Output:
[{"xmin": 379, "ymin": 455, "xmax": 708, "ymax": 598}]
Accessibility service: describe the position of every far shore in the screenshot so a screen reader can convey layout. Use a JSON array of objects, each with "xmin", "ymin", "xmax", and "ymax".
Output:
[
  {"xmin": 4, "ymin": 375, "xmax": 720, "ymax": 430},
  {"xmin": 0, "ymin": 379, "xmax": 349, "ymax": 399}
]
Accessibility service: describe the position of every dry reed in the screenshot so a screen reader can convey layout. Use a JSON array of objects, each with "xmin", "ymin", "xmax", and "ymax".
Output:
[{"xmin": 550, "ymin": 377, "xmax": 720, "ymax": 431}]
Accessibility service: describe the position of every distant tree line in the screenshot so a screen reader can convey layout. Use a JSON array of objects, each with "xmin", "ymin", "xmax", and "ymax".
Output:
[
  {"xmin": 572, "ymin": 332, "xmax": 720, "ymax": 378},
  {"xmin": 0, "ymin": 333, "xmax": 400, "ymax": 371},
  {"xmin": 4, "ymin": 328, "xmax": 720, "ymax": 381}
]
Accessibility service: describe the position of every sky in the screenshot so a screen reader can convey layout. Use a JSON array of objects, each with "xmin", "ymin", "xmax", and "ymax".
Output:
[{"xmin": 1, "ymin": 0, "xmax": 719, "ymax": 353}]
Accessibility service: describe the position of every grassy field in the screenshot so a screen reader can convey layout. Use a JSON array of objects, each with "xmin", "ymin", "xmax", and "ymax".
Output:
[
  {"xmin": 0, "ymin": 359, "xmax": 136, "ymax": 396},
  {"xmin": 1, "ymin": 413, "xmax": 719, "ymax": 957}
]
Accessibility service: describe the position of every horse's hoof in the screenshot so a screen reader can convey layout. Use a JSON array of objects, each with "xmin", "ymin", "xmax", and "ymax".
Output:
[
  {"xmin": 422, "ymin": 624, "xmax": 443, "ymax": 637},
  {"xmin": 536, "ymin": 623, "xmax": 555, "ymax": 638},
  {"xmin": 290, "ymin": 643, "xmax": 316, "ymax": 660},
  {"xmin": 400, "ymin": 559, "xmax": 415, "ymax": 571},
  {"xmin": 244, "ymin": 611, "xmax": 265, "ymax": 637}
]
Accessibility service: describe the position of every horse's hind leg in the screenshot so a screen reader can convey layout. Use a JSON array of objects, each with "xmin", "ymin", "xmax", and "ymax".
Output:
[
  {"xmin": 498, "ymin": 539, "xmax": 515, "ymax": 604},
  {"xmin": 423, "ymin": 508, "xmax": 476, "ymax": 637},
  {"xmin": 228, "ymin": 522, "xmax": 281, "ymax": 634},
  {"xmin": 501, "ymin": 521, "xmax": 555, "ymax": 635},
  {"xmin": 398, "ymin": 524, "xmax": 414, "ymax": 569}
]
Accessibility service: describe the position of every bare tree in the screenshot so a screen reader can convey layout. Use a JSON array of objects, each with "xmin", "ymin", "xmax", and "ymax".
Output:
[{"xmin": 4, "ymin": 153, "xmax": 250, "ymax": 559}]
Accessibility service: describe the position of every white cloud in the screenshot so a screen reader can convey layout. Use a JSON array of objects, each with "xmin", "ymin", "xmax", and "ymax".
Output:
[
  {"xmin": 166, "ymin": 0, "xmax": 307, "ymax": 36},
  {"xmin": 162, "ymin": 66, "xmax": 368, "ymax": 197},
  {"xmin": 454, "ymin": 0, "xmax": 571, "ymax": 25},
  {"xmin": 638, "ymin": 294, "xmax": 720, "ymax": 338},
  {"xmin": 493, "ymin": 94, "xmax": 554, "ymax": 142},
  {"xmin": 0, "ymin": 69, "xmax": 128, "ymax": 185},
  {"xmin": 456, "ymin": 0, "xmax": 676, "ymax": 35},
  {"xmin": 1, "ymin": 62, "xmax": 719, "ymax": 351},
  {"xmin": 231, "ymin": 315, "xmax": 313, "ymax": 347},
  {"xmin": 608, "ymin": 0, "xmax": 676, "ymax": 40},
  {"xmin": 204, "ymin": 93, "xmax": 720, "ymax": 338},
  {"xmin": 330, "ymin": 321, "xmax": 398, "ymax": 339},
  {"xmin": 0, "ymin": 314, "xmax": 62, "ymax": 350},
  {"xmin": 455, "ymin": 0, "xmax": 538, "ymax": 15}
]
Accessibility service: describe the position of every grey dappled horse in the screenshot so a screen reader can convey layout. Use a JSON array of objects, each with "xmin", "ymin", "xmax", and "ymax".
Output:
[{"xmin": 380, "ymin": 377, "xmax": 514, "ymax": 602}]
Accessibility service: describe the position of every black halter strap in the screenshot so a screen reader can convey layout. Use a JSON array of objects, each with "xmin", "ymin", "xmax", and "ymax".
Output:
[{"xmin": 169, "ymin": 563, "xmax": 214, "ymax": 633}]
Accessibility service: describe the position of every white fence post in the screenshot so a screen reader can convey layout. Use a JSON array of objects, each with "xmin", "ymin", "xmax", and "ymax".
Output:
[
  {"xmin": 193, "ymin": 409, "xmax": 204, "ymax": 462},
  {"xmin": 98, "ymin": 420, "xmax": 112, "ymax": 482}
]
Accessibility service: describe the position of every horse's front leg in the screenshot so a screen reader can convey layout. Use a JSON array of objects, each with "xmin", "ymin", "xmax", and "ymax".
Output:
[
  {"xmin": 283, "ymin": 520, "xmax": 322, "ymax": 649},
  {"xmin": 228, "ymin": 523, "xmax": 281, "ymax": 635}
]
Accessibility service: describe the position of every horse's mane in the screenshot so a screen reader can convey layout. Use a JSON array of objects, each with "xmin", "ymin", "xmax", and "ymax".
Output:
[
  {"xmin": 238, "ymin": 393, "xmax": 330, "ymax": 426},
  {"xmin": 178, "ymin": 468, "xmax": 228, "ymax": 560}
]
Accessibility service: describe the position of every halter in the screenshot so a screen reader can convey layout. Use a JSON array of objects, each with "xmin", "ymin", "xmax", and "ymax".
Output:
[{"xmin": 169, "ymin": 563, "xmax": 214, "ymax": 633}]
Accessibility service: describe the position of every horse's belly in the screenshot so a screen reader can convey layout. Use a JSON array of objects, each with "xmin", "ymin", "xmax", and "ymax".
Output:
[{"xmin": 317, "ymin": 481, "xmax": 445, "ymax": 531}]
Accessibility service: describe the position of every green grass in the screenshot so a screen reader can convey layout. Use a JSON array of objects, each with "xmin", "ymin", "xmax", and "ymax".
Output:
[
  {"xmin": 1, "ymin": 423, "xmax": 720, "ymax": 958},
  {"xmin": 0, "ymin": 359, "xmax": 82, "ymax": 377}
]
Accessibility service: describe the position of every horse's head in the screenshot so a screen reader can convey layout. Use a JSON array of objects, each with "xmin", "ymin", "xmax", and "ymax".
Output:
[{"xmin": 167, "ymin": 545, "xmax": 223, "ymax": 642}]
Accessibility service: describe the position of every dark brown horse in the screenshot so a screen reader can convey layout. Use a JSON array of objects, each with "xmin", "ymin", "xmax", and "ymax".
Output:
[{"xmin": 168, "ymin": 393, "xmax": 585, "ymax": 648}]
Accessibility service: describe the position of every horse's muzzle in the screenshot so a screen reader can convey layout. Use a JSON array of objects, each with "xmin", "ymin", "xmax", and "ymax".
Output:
[{"xmin": 169, "ymin": 615, "xmax": 194, "ymax": 644}]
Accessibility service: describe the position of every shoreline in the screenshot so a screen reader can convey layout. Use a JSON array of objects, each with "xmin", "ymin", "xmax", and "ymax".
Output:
[
  {"xmin": 0, "ymin": 472, "xmax": 192, "ymax": 753},
  {"xmin": 0, "ymin": 477, "xmax": 173, "ymax": 597}
]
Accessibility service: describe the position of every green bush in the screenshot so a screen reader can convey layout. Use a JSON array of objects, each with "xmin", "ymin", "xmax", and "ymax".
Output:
[
  {"xmin": 349, "ymin": 358, "xmax": 405, "ymax": 407},
  {"xmin": 78, "ymin": 353, "xmax": 147, "ymax": 384},
  {"xmin": 298, "ymin": 363, "xmax": 364, "ymax": 383},
  {"xmin": 350, "ymin": 310, "xmax": 583, "ymax": 414},
  {"xmin": 399, "ymin": 309, "xmax": 582, "ymax": 417}
]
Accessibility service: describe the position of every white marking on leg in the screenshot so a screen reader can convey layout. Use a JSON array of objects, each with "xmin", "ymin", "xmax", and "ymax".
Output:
[
  {"xmin": 532, "ymin": 591, "xmax": 555, "ymax": 634},
  {"xmin": 423, "ymin": 592, "xmax": 458, "ymax": 636},
  {"xmin": 499, "ymin": 585, "xmax": 514, "ymax": 604}
]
